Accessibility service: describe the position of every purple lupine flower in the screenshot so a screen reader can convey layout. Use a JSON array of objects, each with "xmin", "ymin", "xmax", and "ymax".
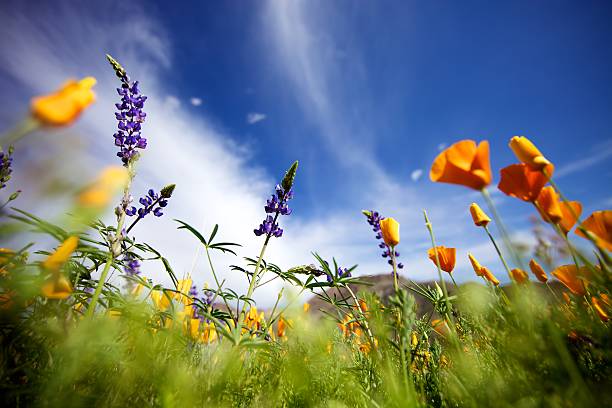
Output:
[
  {"xmin": 363, "ymin": 210, "xmax": 404, "ymax": 270},
  {"xmin": 0, "ymin": 146, "xmax": 14, "ymax": 190},
  {"xmin": 111, "ymin": 68, "xmax": 147, "ymax": 165},
  {"xmin": 126, "ymin": 188, "xmax": 169, "ymax": 220},
  {"xmin": 123, "ymin": 254, "xmax": 141, "ymax": 276},
  {"xmin": 254, "ymin": 184, "xmax": 293, "ymax": 238}
]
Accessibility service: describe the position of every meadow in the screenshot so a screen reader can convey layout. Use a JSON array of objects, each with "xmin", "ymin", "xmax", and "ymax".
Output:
[{"xmin": 0, "ymin": 55, "xmax": 610, "ymax": 407}]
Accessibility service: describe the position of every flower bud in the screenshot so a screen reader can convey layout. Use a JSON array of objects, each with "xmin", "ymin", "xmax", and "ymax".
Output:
[
  {"xmin": 509, "ymin": 136, "xmax": 551, "ymax": 171},
  {"xmin": 469, "ymin": 203, "xmax": 491, "ymax": 227}
]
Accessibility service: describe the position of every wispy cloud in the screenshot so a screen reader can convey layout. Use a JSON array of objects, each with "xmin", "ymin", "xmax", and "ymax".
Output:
[
  {"xmin": 410, "ymin": 169, "xmax": 423, "ymax": 182},
  {"xmin": 190, "ymin": 97, "xmax": 202, "ymax": 106},
  {"xmin": 555, "ymin": 140, "xmax": 612, "ymax": 179},
  {"xmin": 246, "ymin": 112, "xmax": 267, "ymax": 124}
]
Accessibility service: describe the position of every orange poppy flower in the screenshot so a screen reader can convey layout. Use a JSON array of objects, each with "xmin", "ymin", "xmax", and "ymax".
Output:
[
  {"xmin": 31, "ymin": 77, "xmax": 97, "ymax": 126},
  {"xmin": 558, "ymin": 201, "xmax": 582, "ymax": 235},
  {"xmin": 468, "ymin": 253, "xmax": 484, "ymax": 276},
  {"xmin": 428, "ymin": 246, "xmax": 456, "ymax": 273},
  {"xmin": 431, "ymin": 319, "xmax": 451, "ymax": 337},
  {"xmin": 498, "ymin": 163, "xmax": 553, "ymax": 202},
  {"xmin": 481, "ymin": 267, "xmax": 500, "ymax": 286},
  {"xmin": 41, "ymin": 274, "xmax": 73, "ymax": 299},
  {"xmin": 469, "ymin": 203, "xmax": 491, "ymax": 227},
  {"xmin": 535, "ymin": 186, "xmax": 563, "ymax": 224},
  {"xmin": 430, "ymin": 140, "xmax": 492, "ymax": 190},
  {"xmin": 42, "ymin": 236, "xmax": 79, "ymax": 273},
  {"xmin": 528, "ymin": 259, "xmax": 548, "ymax": 283},
  {"xmin": 508, "ymin": 136, "xmax": 551, "ymax": 171},
  {"xmin": 575, "ymin": 210, "xmax": 612, "ymax": 251},
  {"xmin": 591, "ymin": 297, "xmax": 609, "ymax": 322},
  {"xmin": 510, "ymin": 268, "xmax": 529, "ymax": 284},
  {"xmin": 551, "ymin": 265, "xmax": 590, "ymax": 296}
]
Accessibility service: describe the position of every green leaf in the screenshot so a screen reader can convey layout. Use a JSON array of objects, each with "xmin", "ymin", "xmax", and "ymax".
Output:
[{"xmin": 175, "ymin": 219, "xmax": 207, "ymax": 246}]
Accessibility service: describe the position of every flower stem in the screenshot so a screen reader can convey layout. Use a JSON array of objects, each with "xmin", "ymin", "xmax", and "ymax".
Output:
[
  {"xmin": 423, "ymin": 210, "xmax": 454, "ymax": 329},
  {"xmin": 390, "ymin": 247, "xmax": 399, "ymax": 293},
  {"xmin": 1, "ymin": 117, "xmax": 40, "ymax": 146},
  {"xmin": 240, "ymin": 234, "xmax": 271, "ymax": 320},
  {"xmin": 483, "ymin": 225, "xmax": 514, "ymax": 281},
  {"xmin": 481, "ymin": 188, "xmax": 525, "ymax": 269},
  {"xmin": 345, "ymin": 284, "xmax": 377, "ymax": 351},
  {"xmin": 205, "ymin": 244, "xmax": 235, "ymax": 321}
]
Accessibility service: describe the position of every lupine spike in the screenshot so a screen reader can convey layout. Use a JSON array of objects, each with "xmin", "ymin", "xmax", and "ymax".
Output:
[{"xmin": 281, "ymin": 161, "xmax": 298, "ymax": 192}]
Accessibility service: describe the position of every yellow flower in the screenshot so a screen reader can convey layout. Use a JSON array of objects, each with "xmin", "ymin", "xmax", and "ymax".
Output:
[
  {"xmin": 303, "ymin": 302, "xmax": 310, "ymax": 313},
  {"xmin": 510, "ymin": 268, "xmax": 529, "ymax": 284},
  {"xmin": 535, "ymin": 186, "xmax": 563, "ymax": 224},
  {"xmin": 427, "ymin": 246, "xmax": 456, "ymax": 273},
  {"xmin": 201, "ymin": 322, "xmax": 217, "ymax": 343},
  {"xmin": 276, "ymin": 316, "xmax": 289, "ymax": 339},
  {"xmin": 509, "ymin": 136, "xmax": 551, "ymax": 171},
  {"xmin": 173, "ymin": 278, "xmax": 193, "ymax": 303},
  {"xmin": 469, "ymin": 203, "xmax": 491, "ymax": 227},
  {"xmin": 551, "ymin": 265, "xmax": 590, "ymax": 296},
  {"xmin": 528, "ymin": 259, "xmax": 548, "ymax": 283},
  {"xmin": 151, "ymin": 290, "xmax": 171, "ymax": 311},
  {"xmin": 41, "ymin": 274, "xmax": 72, "ymax": 299},
  {"xmin": 468, "ymin": 253, "xmax": 484, "ymax": 277},
  {"xmin": 189, "ymin": 318, "xmax": 201, "ymax": 339},
  {"xmin": 592, "ymin": 297, "xmax": 609, "ymax": 322},
  {"xmin": 498, "ymin": 163, "xmax": 553, "ymax": 202},
  {"xmin": 575, "ymin": 210, "xmax": 612, "ymax": 252},
  {"xmin": 42, "ymin": 236, "xmax": 79, "ymax": 273},
  {"xmin": 379, "ymin": 217, "xmax": 400, "ymax": 247},
  {"xmin": 77, "ymin": 166, "xmax": 129, "ymax": 209},
  {"xmin": 31, "ymin": 77, "xmax": 97, "ymax": 126},
  {"xmin": 431, "ymin": 319, "xmax": 450, "ymax": 337},
  {"xmin": 430, "ymin": 140, "xmax": 492, "ymax": 190}
]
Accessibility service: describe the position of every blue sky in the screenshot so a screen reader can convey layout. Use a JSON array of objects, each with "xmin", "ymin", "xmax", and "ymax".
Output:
[{"xmin": 1, "ymin": 1, "xmax": 611, "ymax": 305}]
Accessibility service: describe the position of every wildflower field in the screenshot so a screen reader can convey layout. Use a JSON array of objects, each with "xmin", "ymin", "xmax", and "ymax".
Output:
[{"xmin": 0, "ymin": 54, "xmax": 611, "ymax": 408}]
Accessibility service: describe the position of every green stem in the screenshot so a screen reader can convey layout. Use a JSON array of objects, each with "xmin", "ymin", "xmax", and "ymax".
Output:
[
  {"xmin": 423, "ymin": 210, "xmax": 455, "ymax": 329},
  {"xmin": 390, "ymin": 246, "xmax": 399, "ymax": 293},
  {"xmin": 481, "ymin": 188, "xmax": 525, "ymax": 269},
  {"xmin": 1, "ymin": 117, "xmax": 40, "ymax": 145},
  {"xmin": 205, "ymin": 245, "xmax": 234, "ymax": 321},
  {"xmin": 345, "ymin": 284, "xmax": 377, "ymax": 351},
  {"xmin": 239, "ymin": 234, "xmax": 271, "ymax": 320},
  {"xmin": 483, "ymin": 225, "xmax": 514, "ymax": 280}
]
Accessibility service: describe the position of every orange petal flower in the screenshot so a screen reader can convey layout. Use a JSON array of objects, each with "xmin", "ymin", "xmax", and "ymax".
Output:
[
  {"xmin": 430, "ymin": 140, "xmax": 492, "ymax": 190},
  {"xmin": 535, "ymin": 186, "xmax": 563, "ymax": 224},
  {"xmin": 431, "ymin": 319, "xmax": 451, "ymax": 337},
  {"xmin": 379, "ymin": 217, "xmax": 400, "ymax": 247},
  {"xmin": 469, "ymin": 203, "xmax": 491, "ymax": 227},
  {"xmin": 528, "ymin": 259, "xmax": 548, "ymax": 283},
  {"xmin": 509, "ymin": 136, "xmax": 551, "ymax": 171},
  {"xmin": 31, "ymin": 77, "xmax": 97, "ymax": 126},
  {"xmin": 77, "ymin": 166, "xmax": 129, "ymax": 209},
  {"xmin": 558, "ymin": 201, "xmax": 582, "ymax": 235},
  {"xmin": 481, "ymin": 267, "xmax": 500, "ymax": 286},
  {"xmin": 42, "ymin": 236, "xmax": 79, "ymax": 273},
  {"xmin": 510, "ymin": 268, "xmax": 529, "ymax": 284},
  {"xmin": 428, "ymin": 246, "xmax": 456, "ymax": 273},
  {"xmin": 41, "ymin": 274, "xmax": 73, "ymax": 299},
  {"xmin": 468, "ymin": 253, "xmax": 484, "ymax": 276},
  {"xmin": 551, "ymin": 265, "xmax": 590, "ymax": 296},
  {"xmin": 575, "ymin": 210, "xmax": 612, "ymax": 251},
  {"xmin": 592, "ymin": 297, "xmax": 609, "ymax": 322},
  {"xmin": 498, "ymin": 163, "xmax": 553, "ymax": 202}
]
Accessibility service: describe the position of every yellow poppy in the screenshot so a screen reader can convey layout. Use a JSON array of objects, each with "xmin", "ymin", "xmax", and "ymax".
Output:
[
  {"xmin": 77, "ymin": 166, "xmax": 129, "ymax": 208},
  {"xmin": 173, "ymin": 278, "xmax": 193, "ymax": 303},
  {"xmin": 508, "ymin": 136, "xmax": 551, "ymax": 171},
  {"xmin": 575, "ymin": 210, "xmax": 612, "ymax": 251},
  {"xmin": 469, "ymin": 203, "xmax": 491, "ymax": 227},
  {"xmin": 303, "ymin": 303, "xmax": 310, "ymax": 313},
  {"xmin": 535, "ymin": 186, "xmax": 563, "ymax": 224},
  {"xmin": 551, "ymin": 265, "xmax": 589, "ymax": 296},
  {"xmin": 528, "ymin": 259, "xmax": 548, "ymax": 283},
  {"xmin": 31, "ymin": 77, "xmax": 97, "ymax": 126},
  {"xmin": 468, "ymin": 253, "xmax": 484, "ymax": 277},
  {"xmin": 430, "ymin": 140, "xmax": 492, "ymax": 190},
  {"xmin": 592, "ymin": 297, "xmax": 609, "ymax": 322},
  {"xmin": 42, "ymin": 236, "xmax": 79, "ymax": 273},
  {"xmin": 510, "ymin": 268, "xmax": 529, "ymax": 284},
  {"xmin": 498, "ymin": 163, "xmax": 553, "ymax": 202},
  {"xmin": 41, "ymin": 274, "xmax": 72, "ymax": 299},
  {"xmin": 151, "ymin": 290, "xmax": 171, "ymax": 311},
  {"xmin": 379, "ymin": 217, "xmax": 400, "ymax": 247},
  {"xmin": 427, "ymin": 246, "xmax": 456, "ymax": 273}
]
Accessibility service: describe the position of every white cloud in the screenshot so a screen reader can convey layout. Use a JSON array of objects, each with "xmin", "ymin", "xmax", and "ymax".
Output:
[
  {"xmin": 555, "ymin": 140, "xmax": 612, "ymax": 179},
  {"xmin": 190, "ymin": 97, "xmax": 203, "ymax": 106},
  {"xmin": 246, "ymin": 112, "xmax": 267, "ymax": 124},
  {"xmin": 164, "ymin": 95, "xmax": 181, "ymax": 109},
  {"xmin": 410, "ymin": 169, "xmax": 423, "ymax": 182}
]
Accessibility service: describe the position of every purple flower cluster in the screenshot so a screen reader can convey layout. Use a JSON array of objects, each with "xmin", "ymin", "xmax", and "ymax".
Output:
[
  {"xmin": 125, "ymin": 189, "xmax": 167, "ymax": 219},
  {"xmin": 123, "ymin": 254, "xmax": 141, "ymax": 276},
  {"xmin": 0, "ymin": 146, "xmax": 14, "ymax": 190},
  {"xmin": 113, "ymin": 76, "xmax": 147, "ymax": 165},
  {"xmin": 365, "ymin": 210, "xmax": 404, "ymax": 269},
  {"xmin": 254, "ymin": 184, "xmax": 293, "ymax": 238},
  {"xmin": 326, "ymin": 266, "xmax": 352, "ymax": 283},
  {"xmin": 191, "ymin": 285, "xmax": 214, "ymax": 322}
]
